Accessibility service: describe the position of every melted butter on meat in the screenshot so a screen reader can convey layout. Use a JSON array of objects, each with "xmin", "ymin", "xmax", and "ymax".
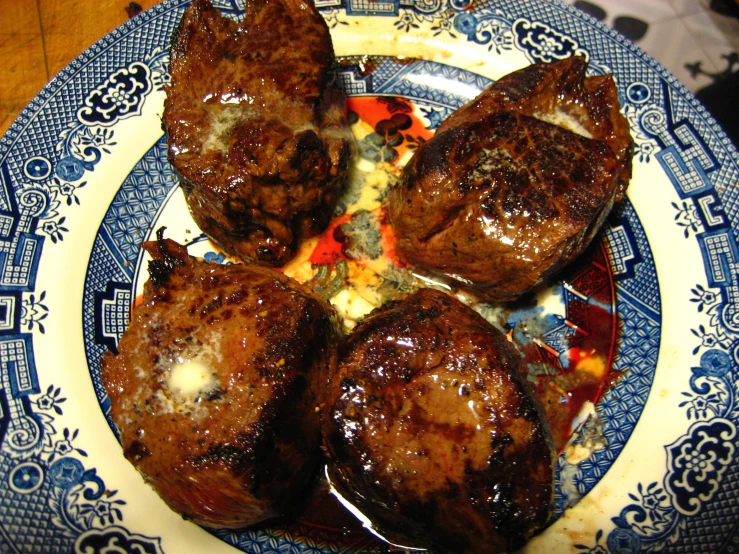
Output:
[
  {"xmin": 532, "ymin": 108, "xmax": 593, "ymax": 138},
  {"xmin": 119, "ymin": 327, "xmax": 224, "ymax": 425},
  {"xmin": 157, "ymin": 329, "xmax": 223, "ymax": 413},
  {"xmin": 168, "ymin": 357, "xmax": 219, "ymax": 400},
  {"xmin": 201, "ymin": 105, "xmax": 257, "ymax": 154},
  {"xmin": 201, "ymin": 101, "xmax": 322, "ymax": 157}
]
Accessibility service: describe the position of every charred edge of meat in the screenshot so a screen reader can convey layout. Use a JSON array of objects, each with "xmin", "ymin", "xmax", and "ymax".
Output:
[
  {"xmin": 148, "ymin": 227, "xmax": 186, "ymax": 288},
  {"xmin": 289, "ymin": 130, "xmax": 325, "ymax": 171},
  {"xmin": 193, "ymin": 442, "xmax": 254, "ymax": 475},
  {"xmin": 196, "ymin": 207, "xmax": 279, "ymax": 263},
  {"xmin": 227, "ymin": 219, "xmax": 273, "ymax": 239}
]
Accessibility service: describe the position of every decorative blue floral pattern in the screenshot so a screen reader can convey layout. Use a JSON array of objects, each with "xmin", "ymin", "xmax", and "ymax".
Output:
[
  {"xmin": 77, "ymin": 62, "xmax": 153, "ymax": 126},
  {"xmin": 74, "ymin": 526, "xmax": 164, "ymax": 554},
  {"xmin": 0, "ymin": 0, "xmax": 738, "ymax": 552},
  {"xmin": 513, "ymin": 18, "xmax": 588, "ymax": 62},
  {"xmin": 0, "ymin": 6, "xmax": 173, "ymax": 549},
  {"xmin": 570, "ymin": 66, "xmax": 739, "ymax": 554},
  {"xmin": 0, "ymin": 385, "xmax": 158, "ymax": 552},
  {"xmin": 665, "ymin": 419, "xmax": 735, "ymax": 516}
]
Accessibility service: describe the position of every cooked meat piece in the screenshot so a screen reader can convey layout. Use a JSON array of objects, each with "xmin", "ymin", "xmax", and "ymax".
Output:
[
  {"xmin": 101, "ymin": 235, "xmax": 340, "ymax": 528},
  {"xmin": 163, "ymin": 0, "xmax": 352, "ymax": 266},
  {"xmin": 322, "ymin": 288, "xmax": 555, "ymax": 554},
  {"xmin": 438, "ymin": 56, "xmax": 632, "ymax": 199},
  {"xmin": 387, "ymin": 57, "xmax": 633, "ymax": 302}
]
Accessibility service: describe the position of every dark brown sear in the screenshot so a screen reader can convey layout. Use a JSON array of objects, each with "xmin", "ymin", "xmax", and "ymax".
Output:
[
  {"xmin": 387, "ymin": 56, "xmax": 633, "ymax": 302},
  {"xmin": 163, "ymin": 0, "xmax": 352, "ymax": 266},
  {"xmin": 437, "ymin": 55, "xmax": 632, "ymax": 199},
  {"xmin": 101, "ymin": 237, "xmax": 340, "ymax": 528},
  {"xmin": 322, "ymin": 288, "xmax": 555, "ymax": 554}
]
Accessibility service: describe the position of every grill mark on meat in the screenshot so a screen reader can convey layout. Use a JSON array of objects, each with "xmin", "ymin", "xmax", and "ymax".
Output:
[
  {"xmin": 193, "ymin": 443, "xmax": 254, "ymax": 474},
  {"xmin": 438, "ymin": 56, "xmax": 632, "ymax": 201},
  {"xmin": 200, "ymin": 295, "xmax": 223, "ymax": 316}
]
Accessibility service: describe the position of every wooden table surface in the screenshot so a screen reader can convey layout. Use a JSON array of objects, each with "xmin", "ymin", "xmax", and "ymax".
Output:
[{"xmin": 0, "ymin": 0, "xmax": 161, "ymax": 135}]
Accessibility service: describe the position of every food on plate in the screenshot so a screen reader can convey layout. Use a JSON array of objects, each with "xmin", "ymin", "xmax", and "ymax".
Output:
[
  {"xmin": 387, "ymin": 56, "xmax": 633, "ymax": 302},
  {"xmin": 101, "ymin": 235, "xmax": 340, "ymax": 528},
  {"xmin": 437, "ymin": 56, "xmax": 633, "ymax": 198},
  {"xmin": 322, "ymin": 288, "xmax": 555, "ymax": 554},
  {"xmin": 163, "ymin": 0, "xmax": 352, "ymax": 267}
]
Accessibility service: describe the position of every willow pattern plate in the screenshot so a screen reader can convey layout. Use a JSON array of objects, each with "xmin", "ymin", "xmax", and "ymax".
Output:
[{"xmin": 1, "ymin": 0, "xmax": 738, "ymax": 552}]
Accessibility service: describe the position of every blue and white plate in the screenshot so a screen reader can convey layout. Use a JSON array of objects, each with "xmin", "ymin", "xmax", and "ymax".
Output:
[{"xmin": 1, "ymin": 0, "xmax": 738, "ymax": 552}]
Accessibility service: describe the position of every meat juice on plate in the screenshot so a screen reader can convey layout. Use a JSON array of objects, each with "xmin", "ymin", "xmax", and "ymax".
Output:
[
  {"xmin": 290, "ymin": 96, "xmax": 619, "ymax": 448},
  {"xmin": 272, "ymin": 95, "xmax": 619, "ymax": 537}
]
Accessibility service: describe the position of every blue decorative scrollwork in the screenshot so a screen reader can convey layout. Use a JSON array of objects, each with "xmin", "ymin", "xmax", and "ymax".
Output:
[
  {"xmin": 1, "ymin": 380, "xmax": 146, "ymax": 549},
  {"xmin": 77, "ymin": 62, "xmax": 153, "ymax": 127},
  {"xmin": 453, "ymin": 11, "xmax": 514, "ymax": 53},
  {"xmin": 48, "ymin": 457, "xmax": 126, "ymax": 536},
  {"xmin": 689, "ymin": 348, "xmax": 732, "ymax": 390},
  {"xmin": 606, "ymin": 527, "xmax": 641, "ymax": 554},
  {"xmin": 144, "ymin": 47, "xmax": 171, "ymax": 92},
  {"xmin": 49, "ymin": 456, "xmax": 86, "ymax": 489},
  {"xmin": 51, "ymin": 60, "xmax": 157, "ymax": 190},
  {"xmin": 24, "ymin": 156, "xmax": 52, "ymax": 181},
  {"xmin": 664, "ymin": 418, "xmax": 736, "ymax": 516},
  {"xmin": 344, "ymin": 0, "xmax": 515, "ymax": 55},
  {"xmin": 56, "ymin": 155, "xmax": 93, "ymax": 181},
  {"xmin": 626, "ymin": 82, "xmax": 650, "ymax": 105},
  {"xmin": 74, "ymin": 527, "xmax": 164, "ymax": 554},
  {"xmin": 623, "ymin": 104, "xmax": 660, "ymax": 164},
  {"xmin": 512, "ymin": 18, "xmax": 588, "ymax": 63}
]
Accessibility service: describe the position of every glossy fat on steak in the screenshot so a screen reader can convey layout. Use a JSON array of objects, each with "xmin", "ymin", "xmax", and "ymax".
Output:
[
  {"xmin": 101, "ymin": 237, "xmax": 339, "ymax": 528},
  {"xmin": 163, "ymin": 0, "xmax": 352, "ymax": 266},
  {"xmin": 322, "ymin": 288, "xmax": 555, "ymax": 554},
  {"xmin": 387, "ymin": 56, "xmax": 633, "ymax": 302}
]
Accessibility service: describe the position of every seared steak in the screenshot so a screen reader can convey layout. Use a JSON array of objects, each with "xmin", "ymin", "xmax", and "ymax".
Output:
[
  {"xmin": 438, "ymin": 56, "xmax": 632, "ymax": 199},
  {"xmin": 101, "ymin": 236, "xmax": 340, "ymax": 528},
  {"xmin": 322, "ymin": 288, "xmax": 555, "ymax": 554},
  {"xmin": 163, "ymin": 0, "xmax": 352, "ymax": 266},
  {"xmin": 388, "ymin": 57, "xmax": 633, "ymax": 302}
]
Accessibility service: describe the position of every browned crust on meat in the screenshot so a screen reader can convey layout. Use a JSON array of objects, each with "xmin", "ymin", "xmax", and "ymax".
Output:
[
  {"xmin": 437, "ymin": 56, "xmax": 632, "ymax": 199},
  {"xmin": 322, "ymin": 288, "xmax": 555, "ymax": 554},
  {"xmin": 387, "ymin": 57, "xmax": 633, "ymax": 302},
  {"xmin": 389, "ymin": 111, "xmax": 620, "ymax": 301},
  {"xmin": 163, "ymin": 0, "xmax": 352, "ymax": 266},
  {"xmin": 102, "ymin": 237, "xmax": 340, "ymax": 528}
]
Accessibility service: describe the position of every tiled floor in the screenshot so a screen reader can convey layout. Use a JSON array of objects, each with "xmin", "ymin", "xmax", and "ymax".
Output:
[{"xmin": 564, "ymin": 0, "xmax": 739, "ymax": 94}]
